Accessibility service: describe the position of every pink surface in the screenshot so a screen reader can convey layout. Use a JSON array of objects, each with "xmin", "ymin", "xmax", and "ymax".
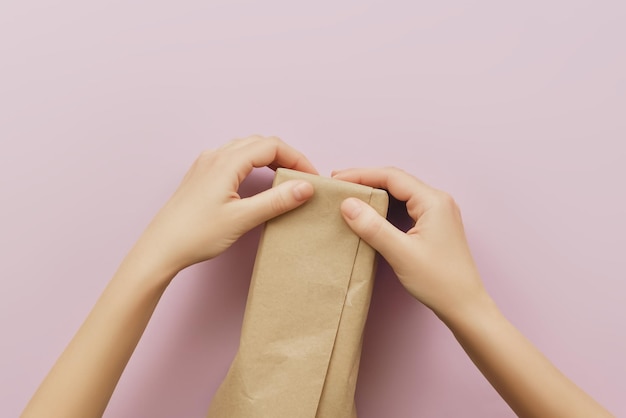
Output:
[{"xmin": 1, "ymin": 1, "xmax": 625, "ymax": 416}]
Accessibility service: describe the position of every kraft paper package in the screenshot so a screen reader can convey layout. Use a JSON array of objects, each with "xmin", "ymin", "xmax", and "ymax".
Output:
[{"xmin": 207, "ymin": 168, "xmax": 389, "ymax": 418}]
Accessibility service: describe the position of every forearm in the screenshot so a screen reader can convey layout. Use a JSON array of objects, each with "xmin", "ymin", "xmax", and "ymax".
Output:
[
  {"xmin": 439, "ymin": 294, "xmax": 613, "ymax": 418},
  {"xmin": 21, "ymin": 137, "xmax": 317, "ymax": 418},
  {"xmin": 22, "ymin": 244, "xmax": 176, "ymax": 418}
]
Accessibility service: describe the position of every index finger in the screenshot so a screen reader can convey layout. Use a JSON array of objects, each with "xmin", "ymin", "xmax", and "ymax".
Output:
[
  {"xmin": 230, "ymin": 136, "xmax": 318, "ymax": 183},
  {"xmin": 332, "ymin": 167, "xmax": 438, "ymax": 220}
]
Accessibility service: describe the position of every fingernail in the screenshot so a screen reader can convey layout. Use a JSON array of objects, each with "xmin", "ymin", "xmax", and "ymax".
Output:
[
  {"xmin": 342, "ymin": 198, "xmax": 362, "ymax": 220},
  {"xmin": 292, "ymin": 181, "xmax": 314, "ymax": 201}
]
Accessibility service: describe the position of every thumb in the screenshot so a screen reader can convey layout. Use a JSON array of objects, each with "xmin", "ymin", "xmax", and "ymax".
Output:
[
  {"xmin": 340, "ymin": 197, "xmax": 408, "ymax": 264},
  {"xmin": 238, "ymin": 180, "xmax": 314, "ymax": 230}
]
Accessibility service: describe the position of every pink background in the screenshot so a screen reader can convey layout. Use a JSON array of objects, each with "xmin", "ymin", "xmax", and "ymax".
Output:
[{"xmin": 1, "ymin": 1, "xmax": 625, "ymax": 416}]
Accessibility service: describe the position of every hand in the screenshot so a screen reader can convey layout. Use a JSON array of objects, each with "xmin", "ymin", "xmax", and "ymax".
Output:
[
  {"xmin": 333, "ymin": 167, "xmax": 487, "ymax": 319},
  {"xmin": 136, "ymin": 135, "xmax": 316, "ymax": 276},
  {"xmin": 21, "ymin": 136, "xmax": 316, "ymax": 418},
  {"xmin": 334, "ymin": 167, "xmax": 615, "ymax": 418}
]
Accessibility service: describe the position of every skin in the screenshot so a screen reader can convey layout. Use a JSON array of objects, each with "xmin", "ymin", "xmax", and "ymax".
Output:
[
  {"xmin": 21, "ymin": 136, "xmax": 317, "ymax": 418},
  {"xmin": 334, "ymin": 167, "xmax": 614, "ymax": 418},
  {"xmin": 22, "ymin": 137, "xmax": 613, "ymax": 418}
]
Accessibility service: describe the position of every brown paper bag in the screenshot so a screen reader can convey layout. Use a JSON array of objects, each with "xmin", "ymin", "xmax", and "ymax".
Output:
[{"xmin": 207, "ymin": 168, "xmax": 389, "ymax": 418}]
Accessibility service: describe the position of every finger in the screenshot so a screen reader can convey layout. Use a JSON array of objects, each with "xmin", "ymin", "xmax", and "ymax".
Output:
[
  {"xmin": 340, "ymin": 197, "xmax": 410, "ymax": 266},
  {"xmin": 232, "ymin": 136, "xmax": 318, "ymax": 183},
  {"xmin": 225, "ymin": 135, "xmax": 289, "ymax": 171},
  {"xmin": 236, "ymin": 180, "xmax": 314, "ymax": 231},
  {"xmin": 332, "ymin": 167, "xmax": 434, "ymax": 200},
  {"xmin": 333, "ymin": 167, "xmax": 437, "ymax": 220},
  {"xmin": 219, "ymin": 134, "xmax": 265, "ymax": 151}
]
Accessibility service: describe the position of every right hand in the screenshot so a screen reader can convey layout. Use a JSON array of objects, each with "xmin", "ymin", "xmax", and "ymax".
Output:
[{"xmin": 333, "ymin": 167, "xmax": 490, "ymax": 319}]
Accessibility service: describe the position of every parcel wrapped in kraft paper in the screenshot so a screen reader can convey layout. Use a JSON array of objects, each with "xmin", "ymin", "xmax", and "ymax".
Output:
[{"xmin": 207, "ymin": 168, "xmax": 389, "ymax": 418}]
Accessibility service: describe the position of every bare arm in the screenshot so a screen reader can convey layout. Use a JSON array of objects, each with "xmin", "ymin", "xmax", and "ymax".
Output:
[
  {"xmin": 333, "ymin": 167, "xmax": 613, "ymax": 418},
  {"xmin": 21, "ymin": 136, "xmax": 317, "ymax": 418},
  {"xmin": 441, "ymin": 296, "xmax": 610, "ymax": 418},
  {"xmin": 21, "ymin": 248, "xmax": 175, "ymax": 418}
]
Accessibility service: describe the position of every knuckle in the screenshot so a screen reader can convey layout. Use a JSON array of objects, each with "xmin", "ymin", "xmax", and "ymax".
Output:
[
  {"xmin": 246, "ymin": 134, "xmax": 265, "ymax": 141},
  {"xmin": 436, "ymin": 191, "xmax": 459, "ymax": 211},
  {"xmin": 265, "ymin": 136, "xmax": 282, "ymax": 146},
  {"xmin": 387, "ymin": 166, "xmax": 404, "ymax": 173},
  {"xmin": 383, "ymin": 166, "xmax": 408, "ymax": 181},
  {"xmin": 221, "ymin": 137, "xmax": 242, "ymax": 148},
  {"xmin": 197, "ymin": 149, "xmax": 216, "ymax": 162}
]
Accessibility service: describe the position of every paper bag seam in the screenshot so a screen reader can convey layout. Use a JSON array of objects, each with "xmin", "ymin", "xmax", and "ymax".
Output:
[{"xmin": 312, "ymin": 186, "xmax": 374, "ymax": 418}]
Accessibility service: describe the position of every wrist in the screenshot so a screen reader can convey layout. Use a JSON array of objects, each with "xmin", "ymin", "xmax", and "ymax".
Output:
[
  {"xmin": 434, "ymin": 288, "xmax": 500, "ymax": 331},
  {"xmin": 118, "ymin": 238, "xmax": 180, "ymax": 290}
]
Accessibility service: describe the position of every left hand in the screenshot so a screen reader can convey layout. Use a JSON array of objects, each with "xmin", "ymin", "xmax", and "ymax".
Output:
[{"xmin": 135, "ymin": 135, "xmax": 317, "ymax": 275}]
